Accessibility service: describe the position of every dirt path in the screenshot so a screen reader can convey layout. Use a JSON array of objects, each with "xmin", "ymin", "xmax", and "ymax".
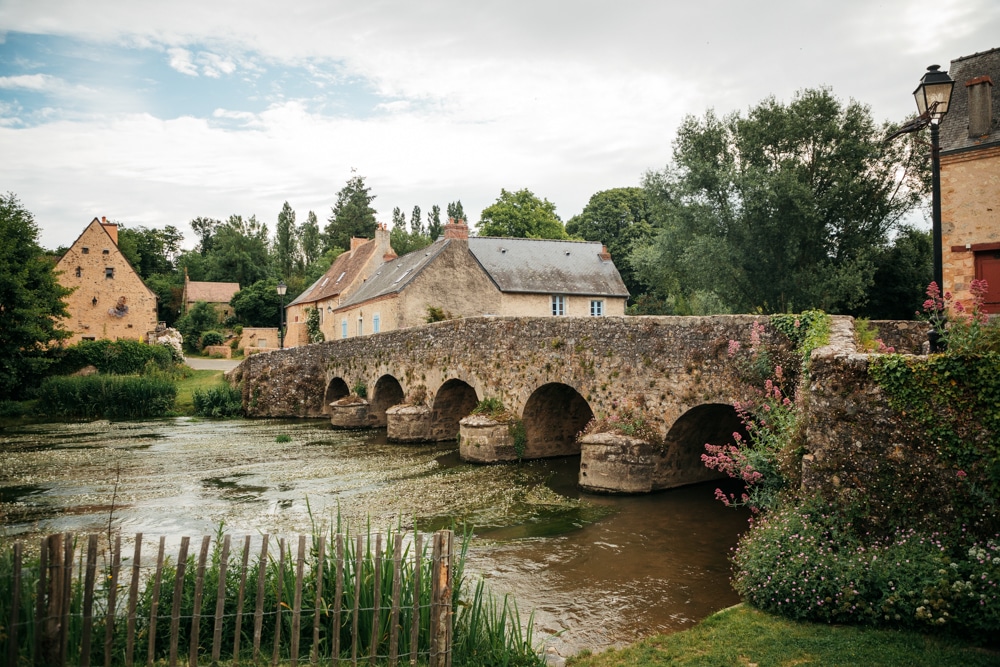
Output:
[{"xmin": 183, "ymin": 356, "xmax": 242, "ymax": 372}]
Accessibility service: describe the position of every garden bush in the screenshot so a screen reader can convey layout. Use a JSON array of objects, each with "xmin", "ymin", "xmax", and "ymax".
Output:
[
  {"xmin": 200, "ymin": 330, "xmax": 225, "ymax": 348},
  {"xmin": 50, "ymin": 338, "xmax": 176, "ymax": 376},
  {"xmin": 192, "ymin": 383, "xmax": 243, "ymax": 418},
  {"xmin": 36, "ymin": 374, "xmax": 176, "ymax": 419}
]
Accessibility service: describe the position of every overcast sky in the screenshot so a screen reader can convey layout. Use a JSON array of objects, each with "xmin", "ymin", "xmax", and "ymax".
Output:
[{"xmin": 1, "ymin": 0, "xmax": 998, "ymax": 250}]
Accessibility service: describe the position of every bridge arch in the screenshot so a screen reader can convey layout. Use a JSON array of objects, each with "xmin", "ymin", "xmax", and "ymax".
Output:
[
  {"xmin": 658, "ymin": 403, "xmax": 745, "ymax": 488},
  {"xmin": 323, "ymin": 377, "xmax": 350, "ymax": 414},
  {"xmin": 522, "ymin": 382, "xmax": 594, "ymax": 458},
  {"xmin": 371, "ymin": 374, "xmax": 405, "ymax": 427},
  {"xmin": 430, "ymin": 379, "xmax": 479, "ymax": 441}
]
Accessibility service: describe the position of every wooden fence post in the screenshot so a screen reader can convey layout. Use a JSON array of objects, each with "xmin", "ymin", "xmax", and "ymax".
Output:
[
  {"xmin": 429, "ymin": 531, "xmax": 453, "ymax": 667},
  {"xmin": 40, "ymin": 533, "xmax": 66, "ymax": 667},
  {"xmin": 7, "ymin": 542, "xmax": 23, "ymax": 667},
  {"xmin": 80, "ymin": 535, "xmax": 99, "ymax": 667}
]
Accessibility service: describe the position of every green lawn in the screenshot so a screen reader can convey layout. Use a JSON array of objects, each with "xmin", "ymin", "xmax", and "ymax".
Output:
[
  {"xmin": 174, "ymin": 368, "xmax": 224, "ymax": 414},
  {"xmin": 566, "ymin": 605, "xmax": 1000, "ymax": 667}
]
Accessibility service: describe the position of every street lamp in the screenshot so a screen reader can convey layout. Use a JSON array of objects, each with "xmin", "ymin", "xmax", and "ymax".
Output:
[
  {"xmin": 277, "ymin": 280, "xmax": 287, "ymax": 349},
  {"xmin": 913, "ymin": 64, "xmax": 955, "ymax": 297}
]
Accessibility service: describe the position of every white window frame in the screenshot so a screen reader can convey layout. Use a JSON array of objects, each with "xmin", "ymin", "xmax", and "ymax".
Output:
[
  {"xmin": 373, "ymin": 312, "xmax": 380, "ymax": 333},
  {"xmin": 357, "ymin": 317, "xmax": 363, "ymax": 336},
  {"xmin": 590, "ymin": 299, "xmax": 604, "ymax": 317},
  {"xmin": 341, "ymin": 319, "xmax": 348, "ymax": 339},
  {"xmin": 551, "ymin": 295, "xmax": 566, "ymax": 316}
]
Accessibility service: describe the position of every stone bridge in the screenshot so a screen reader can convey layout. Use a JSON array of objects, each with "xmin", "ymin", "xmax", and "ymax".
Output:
[{"xmin": 234, "ymin": 315, "xmax": 800, "ymax": 493}]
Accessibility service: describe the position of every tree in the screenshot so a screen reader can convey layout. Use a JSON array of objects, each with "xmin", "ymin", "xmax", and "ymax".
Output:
[
  {"xmin": 190, "ymin": 217, "xmax": 221, "ymax": 256},
  {"xmin": 306, "ymin": 307, "xmax": 324, "ymax": 343},
  {"xmin": 634, "ymin": 88, "xmax": 928, "ymax": 314},
  {"xmin": 207, "ymin": 214, "xmax": 272, "ymax": 286},
  {"xmin": 477, "ymin": 189, "xmax": 567, "ymax": 239},
  {"xmin": 0, "ymin": 193, "xmax": 71, "ymax": 398},
  {"xmin": 174, "ymin": 301, "xmax": 219, "ymax": 353},
  {"xmin": 427, "ymin": 204, "xmax": 443, "ymax": 240},
  {"xmin": 117, "ymin": 224, "xmax": 183, "ymax": 279},
  {"xmin": 325, "ymin": 173, "xmax": 377, "ymax": 252},
  {"xmin": 566, "ymin": 187, "xmax": 652, "ymax": 298},
  {"xmin": 391, "ymin": 207, "xmax": 406, "ymax": 230},
  {"xmin": 275, "ymin": 201, "xmax": 298, "ymax": 278},
  {"xmin": 446, "ymin": 200, "xmax": 467, "ymax": 223},
  {"xmin": 229, "ymin": 279, "xmax": 286, "ymax": 328},
  {"xmin": 861, "ymin": 226, "xmax": 933, "ymax": 320},
  {"xmin": 410, "ymin": 205, "xmax": 423, "ymax": 236},
  {"xmin": 299, "ymin": 211, "xmax": 321, "ymax": 271}
]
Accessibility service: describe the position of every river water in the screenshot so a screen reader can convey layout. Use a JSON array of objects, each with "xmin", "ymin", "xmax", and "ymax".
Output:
[{"xmin": 0, "ymin": 417, "xmax": 749, "ymax": 654}]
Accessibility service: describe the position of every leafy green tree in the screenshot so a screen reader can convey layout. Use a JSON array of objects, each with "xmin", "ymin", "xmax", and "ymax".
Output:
[
  {"xmin": 206, "ymin": 214, "xmax": 272, "ymax": 286},
  {"xmin": 392, "ymin": 206, "xmax": 406, "ymax": 230},
  {"xmin": 635, "ymin": 88, "xmax": 927, "ymax": 314},
  {"xmin": 0, "ymin": 193, "xmax": 72, "ymax": 398},
  {"xmin": 275, "ymin": 201, "xmax": 298, "ymax": 278},
  {"xmin": 566, "ymin": 187, "xmax": 652, "ymax": 298},
  {"xmin": 446, "ymin": 200, "xmax": 467, "ymax": 223},
  {"xmin": 117, "ymin": 224, "xmax": 183, "ymax": 279},
  {"xmin": 306, "ymin": 307, "xmax": 324, "ymax": 343},
  {"xmin": 190, "ymin": 216, "xmax": 221, "ymax": 256},
  {"xmin": 861, "ymin": 226, "xmax": 933, "ymax": 320},
  {"xmin": 229, "ymin": 279, "xmax": 300, "ymax": 328},
  {"xmin": 477, "ymin": 189, "xmax": 567, "ymax": 239},
  {"xmin": 299, "ymin": 210, "xmax": 321, "ymax": 271},
  {"xmin": 145, "ymin": 273, "xmax": 184, "ymax": 326},
  {"xmin": 174, "ymin": 301, "xmax": 219, "ymax": 353},
  {"xmin": 427, "ymin": 204, "xmax": 443, "ymax": 240},
  {"xmin": 325, "ymin": 173, "xmax": 377, "ymax": 252},
  {"xmin": 410, "ymin": 205, "xmax": 423, "ymax": 236}
]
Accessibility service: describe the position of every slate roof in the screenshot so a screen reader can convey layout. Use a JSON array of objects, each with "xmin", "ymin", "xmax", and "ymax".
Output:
[
  {"xmin": 338, "ymin": 239, "xmax": 452, "ymax": 308},
  {"xmin": 185, "ymin": 280, "xmax": 240, "ymax": 303},
  {"xmin": 288, "ymin": 238, "xmax": 379, "ymax": 307},
  {"xmin": 940, "ymin": 47, "xmax": 1000, "ymax": 153},
  {"xmin": 468, "ymin": 237, "xmax": 629, "ymax": 297}
]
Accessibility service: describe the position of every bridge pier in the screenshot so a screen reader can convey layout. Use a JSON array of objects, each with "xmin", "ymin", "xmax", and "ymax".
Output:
[
  {"xmin": 386, "ymin": 404, "xmax": 434, "ymax": 442},
  {"xmin": 329, "ymin": 397, "xmax": 372, "ymax": 429},
  {"xmin": 578, "ymin": 433, "xmax": 655, "ymax": 493},
  {"xmin": 458, "ymin": 415, "xmax": 520, "ymax": 462}
]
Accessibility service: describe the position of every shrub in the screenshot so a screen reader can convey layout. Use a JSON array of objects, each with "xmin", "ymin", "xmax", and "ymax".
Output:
[
  {"xmin": 51, "ymin": 338, "xmax": 176, "ymax": 376},
  {"xmin": 578, "ymin": 403, "xmax": 662, "ymax": 447},
  {"xmin": 200, "ymin": 330, "xmax": 225, "ymax": 348},
  {"xmin": 733, "ymin": 496, "xmax": 1000, "ymax": 636},
  {"xmin": 192, "ymin": 383, "xmax": 243, "ymax": 418},
  {"xmin": 352, "ymin": 381, "xmax": 367, "ymax": 399},
  {"xmin": 36, "ymin": 375, "xmax": 176, "ymax": 419}
]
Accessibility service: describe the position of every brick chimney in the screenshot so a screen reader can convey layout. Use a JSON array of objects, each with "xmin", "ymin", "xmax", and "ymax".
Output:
[
  {"xmin": 967, "ymin": 75, "xmax": 994, "ymax": 138},
  {"xmin": 100, "ymin": 216, "xmax": 119, "ymax": 245},
  {"xmin": 443, "ymin": 217, "xmax": 469, "ymax": 241},
  {"xmin": 598, "ymin": 245, "xmax": 612, "ymax": 261},
  {"xmin": 374, "ymin": 223, "xmax": 397, "ymax": 260},
  {"xmin": 350, "ymin": 237, "xmax": 367, "ymax": 253}
]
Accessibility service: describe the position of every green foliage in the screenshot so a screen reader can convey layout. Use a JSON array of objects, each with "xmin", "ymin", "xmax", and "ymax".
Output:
[
  {"xmin": 206, "ymin": 214, "xmax": 272, "ymax": 285},
  {"xmin": 299, "ymin": 210, "xmax": 322, "ymax": 270},
  {"xmin": 425, "ymin": 305, "xmax": 453, "ymax": 323},
  {"xmin": 51, "ymin": 338, "xmax": 176, "ymax": 376},
  {"xmin": 199, "ymin": 330, "xmax": 225, "ymax": 347},
  {"xmin": 275, "ymin": 200, "xmax": 298, "ymax": 278},
  {"xmin": 192, "ymin": 382, "xmax": 243, "ymax": 418},
  {"xmin": 508, "ymin": 419, "xmax": 527, "ymax": 460},
  {"xmin": 733, "ymin": 496, "xmax": 1000, "ymax": 637},
  {"xmin": 276, "ymin": 433, "xmax": 292, "ymax": 443},
  {"xmin": 229, "ymin": 279, "xmax": 288, "ymax": 328},
  {"xmin": 635, "ymin": 88, "xmax": 927, "ymax": 315},
  {"xmin": 0, "ymin": 193, "xmax": 72, "ymax": 399},
  {"xmin": 325, "ymin": 173, "xmax": 377, "ymax": 253},
  {"xmin": 478, "ymin": 188, "xmax": 568, "ymax": 239},
  {"xmin": 427, "ymin": 204, "xmax": 443, "ymax": 240},
  {"xmin": 352, "ymin": 381, "xmax": 367, "ymax": 398},
  {"xmin": 306, "ymin": 306, "xmax": 325, "ymax": 343},
  {"xmin": 579, "ymin": 405, "xmax": 663, "ymax": 447},
  {"xmin": 447, "ymin": 200, "xmax": 468, "ymax": 223},
  {"xmin": 862, "ymin": 226, "xmax": 933, "ymax": 320},
  {"xmin": 175, "ymin": 301, "xmax": 220, "ymax": 353},
  {"xmin": 472, "ymin": 397, "xmax": 509, "ymax": 419},
  {"xmin": 116, "ymin": 223, "xmax": 183, "ymax": 279},
  {"xmin": 770, "ymin": 310, "xmax": 832, "ymax": 365},
  {"xmin": 36, "ymin": 374, "xmax": 176, "ymax": 419}
]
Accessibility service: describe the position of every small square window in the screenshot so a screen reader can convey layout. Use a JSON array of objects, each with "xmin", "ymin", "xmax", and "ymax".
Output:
[
  {"xmin": 102, "ymin": 249, "xmax": 110, "ymax": 255},
  {"xmin": 590, "ymin": 300, "xmax": 604, "ymax": 317},
  {"xmin": 551, "ymin": 295, "xmax": 566, "ymax": 316},
  {"xmin": 105, "ymin": 267, "xmax": 115, "ymax": 279},
  {"xmin": 82, "ymin": 247, "xmax": 89, "ymax": 254}
]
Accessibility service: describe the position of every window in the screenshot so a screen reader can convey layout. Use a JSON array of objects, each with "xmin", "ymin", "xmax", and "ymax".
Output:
[
  {"xmin": 373, "ymin": 313, "xmax": 380, "ymax": 333},
  {"xmin": 551, "ymin": 295, "xmax": 566, "ymax": 316},
  {"xmin": 82, "ymin": 336, "xmax": 96, "ymax": 341},
  {"xmin": 75, "ymin": 267, "xmax": 82, "ymax": 277},
  {"xmin": 357, "ymin": 318, "xmax": 364, "ymax": 336},
  {"xmin": 82, "ymin": 247, "xmax": 89, "ymax": 254},
  {"xmin": 105, "ymin": 267, "xmax": 114, "ymax": 279},
  {"xmin": 102, "ymin": 249, "xmax": 109, "ymax": 255},
  {"xmin": 590, "ymin": 300, "xmax": 604, "ymax": 317},
  {"xmin": 342, "ymin": 319, "xmax": 348, "ymax": 338}
]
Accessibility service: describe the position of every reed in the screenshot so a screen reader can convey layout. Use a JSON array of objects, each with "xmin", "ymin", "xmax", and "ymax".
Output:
[
  {"xmin": 191, "ymin": 382, "xmax": 244, "ymax": 418},
  {"xmin": 34, "ymin": 374, "xmax": 176, "ymax": 419}
]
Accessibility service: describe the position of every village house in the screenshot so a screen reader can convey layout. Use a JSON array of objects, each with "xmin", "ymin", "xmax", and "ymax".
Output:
[
  {"xmin": 181, "ymin": 272, "xmax": 241, "ymax": 321},
  {"xmin": 54, "ymin": 217, "xmax": 159, "ymax": 344},
  {"xmin": 327, "ymin": 219, "xmax": 629, "ymax": 339},
  {"xmin": 284, "ymin": 225, "xmax": 395, "ymax": 346},
  {"xmin": 940, "ymin": 47, "xmax": 1000, "ymax": 313}
]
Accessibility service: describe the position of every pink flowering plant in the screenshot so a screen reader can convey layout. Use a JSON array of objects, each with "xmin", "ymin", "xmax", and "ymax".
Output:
[
  {"xmin": 579, "ymin": 398, "xmax": 662, "ymax": 446},
  {"xmin": 921, "ymin": 279, "xmax": 999, "ymax": 354}
]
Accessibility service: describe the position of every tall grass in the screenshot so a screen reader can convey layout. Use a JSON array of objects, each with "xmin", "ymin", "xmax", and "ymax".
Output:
[
  {"xmin": 0, "ymin": 524, "xmax": 543, "ymax": 666},
  {"xmin": 192, "ymin": 382, "xmax": 243, "ymax": 418},
  {"xmin": 34, "ymin": 374, "xmax": 176, "ymax": 419}
]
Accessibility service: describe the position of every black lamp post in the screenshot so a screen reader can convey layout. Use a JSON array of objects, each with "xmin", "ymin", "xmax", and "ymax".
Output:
[
  {"xmin": 913, "ymin": 64, "xmax": 955, "ymax": 295},
  {"xmin": 277, "ymin": 280, "xmax": 287, "ymax": 349}
]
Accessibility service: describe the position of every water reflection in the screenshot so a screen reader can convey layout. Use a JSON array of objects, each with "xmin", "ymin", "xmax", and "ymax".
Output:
[{"xmin": 0, "ymin": 417, "xmax": 748, "ymax": 654}]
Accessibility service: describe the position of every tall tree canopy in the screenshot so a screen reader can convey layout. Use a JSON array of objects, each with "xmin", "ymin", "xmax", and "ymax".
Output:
[
  {"xmin": 446, "ymin": 200, "xmax": 467, "ymax": 223},
  {"xmin": 427, "ymin": 204, "xmax": 443, "ymax": 240},
  {"xmin": 477, "ymin": 188, "xmax": 567, "ymax": 239},
  {"xmin": 566, "ymin": 187, "xmax": 652, "ymax": 299},
  {"xmin": 299, "ymin": 210, "xmax": 321, "ymax": 271},
  {"xmin": 275, "ymin": 201, "xmax": 298, "ymax": 278},
  {"xmin": 325, "ymin": 173, "xmax": 377, "ymax": 252},
  {"xmin": 117, "ymin": 224, "xmax": 183, "ymax": 279},
  {"xmin": 207, "ymin": 214, "xmax": 272, "ymax": 286},
  {"xmin": 633, "ymin": 88, "xmax": 927, "ymax": 314},
  {"xmin": 0, "ymin": 193, "xmax": 71, "ymax": 398}
]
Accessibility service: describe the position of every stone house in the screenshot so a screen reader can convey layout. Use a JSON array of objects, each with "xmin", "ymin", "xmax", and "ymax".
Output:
[
  {"xmin": 328, "ymin": 219, "xmax": 629, "ymax": 339},
  {"xmin": 54, "ymin": 217, "xmax": 159, "ymax": 344},
  {"xmin": 940, "ymin": 47, "xmax": 1000, "ymax": 312},
  {"xmin": 284, "ymin": 225, "xmax": 395, "ymax": 346},
  {"xmin": 181, "ymin": 272, "xmax": 240, "ymax": 321}
]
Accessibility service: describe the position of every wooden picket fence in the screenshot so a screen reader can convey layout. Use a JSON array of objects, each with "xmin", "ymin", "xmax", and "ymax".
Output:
[{"xmin": 2, "ymin": 530, "xmax": 454, "ymax": 667}]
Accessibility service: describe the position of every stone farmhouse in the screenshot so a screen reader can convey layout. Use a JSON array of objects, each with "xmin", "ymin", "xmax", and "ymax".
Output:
[
  {"xmin": 54, "ymin": 217, "xmax": 159, "ymax": 344},
  {"xmin": 181, "ymin": 272, "xmax": 240, "ymax": 321},
  {"xmin": 941, "ymin": 47, "xmax": 1000, "ymax": 312},
  {"xmin": 326, "ymin": 219, "xmax": 629, "ymax": 339},
  {"xmin": 284, "ymin": 225, "xmax": 395, "ymax": 346}
]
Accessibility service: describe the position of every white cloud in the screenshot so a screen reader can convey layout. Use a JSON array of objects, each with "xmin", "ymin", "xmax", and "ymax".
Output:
[
  {"xmin": 167, "ymin": 47, "xmax": 198, "ymax": 76},
  {"xmin": 0, "ymin": 73, "xmax": 62, "ymax": 91}
]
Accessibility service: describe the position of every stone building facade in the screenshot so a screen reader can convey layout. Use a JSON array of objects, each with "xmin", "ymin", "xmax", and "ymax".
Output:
[
  {"xmin": 940, "ymin": 47, "xmax": 1000, "ymax": 312},
  {"xmin": 55, "ymin": 217, "xmax": 159, "ymax": 344},
  {"xmin": 181, "ymin": 273, "xmax": 240, "ymax": 321}
]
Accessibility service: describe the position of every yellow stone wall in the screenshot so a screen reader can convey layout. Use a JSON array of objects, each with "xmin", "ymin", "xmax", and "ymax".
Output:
[
  {"xmin": 55, "ymin": 221, "xmax": 158, "ymax": 344},
  {"xmin": 499, "ymin": 292, "xmax": 627, "ymax": 317},
  {"xmin": 941, "ymin": 145, "xmax": 1000, "ymax": 305}
]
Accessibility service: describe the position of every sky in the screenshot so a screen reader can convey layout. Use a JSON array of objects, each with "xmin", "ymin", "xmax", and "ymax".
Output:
[{"xmin": 1, "ymin": 1, "xmax": 998, "ymax": 251}]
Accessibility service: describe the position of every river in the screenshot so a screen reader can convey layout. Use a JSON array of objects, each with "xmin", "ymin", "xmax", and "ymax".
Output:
[{"xmin": 0, "ymin": 417, "xmax": 749, "ymax": 655}]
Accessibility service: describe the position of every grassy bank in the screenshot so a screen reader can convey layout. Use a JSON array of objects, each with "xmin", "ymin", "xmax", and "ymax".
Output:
[
  {"xmin": 175, "ymin": 368, "xmax": 224, "ymax": 413},
  {"xmin": 566, "ymin": 605, "xmax": 999, "ymax": 667}
]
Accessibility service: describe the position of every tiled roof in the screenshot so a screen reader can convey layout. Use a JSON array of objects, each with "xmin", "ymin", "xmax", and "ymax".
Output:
[
  {"xmin": 940, "ymin": 47, "xmax": 1000, "ymax": 153},
  {"xmin": 468, "ymin": 237, "xmax": 629, "ymax": 297},
  {"xmin": 287, "ymin": 238, "xmax": 379, "ymax": 307},
  {"xmin": 185, "ymin": 281, "xmax": 240, "ymax": 303},
  {"xmin": 338, "ymin": 240, "xmax": 451, "ymax": 308}
]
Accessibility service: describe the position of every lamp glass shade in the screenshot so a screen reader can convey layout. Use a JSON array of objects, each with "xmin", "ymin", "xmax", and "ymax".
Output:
[
  {"xmin": 276, "ymin": 281, "xmax": 287, "ymax": 296},
  {"xmin": 913, "ymin": 65, "xmax": 955, "ymax": 118}
]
